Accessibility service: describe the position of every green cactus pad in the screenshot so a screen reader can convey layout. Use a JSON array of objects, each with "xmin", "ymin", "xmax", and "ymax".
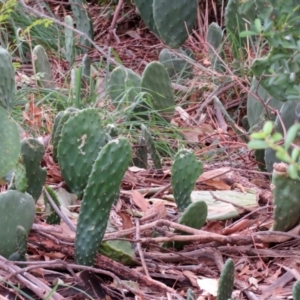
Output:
[
  {"xmin": 52, "ymin": 108, "xmax": 78, "ymax": 163},
  {"xmin": 171, "ymin": 149, "xmax": 203, "ymax": 211},
  {"xmin": 82, "ymin": 54, "xmax": 91, "ymax": 85},
  {"xmin": 293, "ymin": 280, "xmax": 300, "ymax": 300},
  {"xmin": 272, "ymin": 163, "xmax": 300, "ymax": 232},
  {"xmin": 0, "ymin": 191, "xmax": 35, "ymax": 259},
  {"xmin": 13, "ymin": 160, "xmax": 28, "ymax": 193},
  {"xmin": 20, "ymin": 138, "xmax": 47, "ymax": 201},
  {"xmin": 217, "ymin": 258, "xmax": 235, "ymax": 300},
  {"xmin": 75, "ymin": 138, "xmax": 132, "ymax": 266},
  {"xmin": 64, "ymin": 15, "xmax": 75, "ymax": 67},
  {"xmin": 153, "ymin": 0, "xmax": 197, "ymax": 48},
  {"xmin": 247, "ymin": 78, "xmax": 283, "ymax": 131},
  {"xmin": 99, "ymin": 240, "xmax": 136, "ymax": 266},
  {"xmin": 0, "ymin": 106, "xmax": 21, "ymax": 178},
  {"xmin": 141, "ymin": 124, "xmax": 161, "ymax": 169},
  {"xmin": 141, "ymin": 61, "xmax": 175, "ymax": 121},
  {"xmin": 207, "ymin": 22, "xmax": 224, "ymax": 72},
  {"xmin": 264, "ymin": 100, "xmax": 298, "ymax": 173},
  {"xmin": 135, "ymin": 0, "xmax": 159, "ymax": 36},
  {"xmin": 107, "ymin": 66, "xmax": 141, "ymax": 109},
  {"xmin": 32, "ymin": 45, "xmax": 55, "ymax": 89},
  {"xmin": 69, "ymin": 0, "xmax": 93, "ymax": 53},
  {"xmin": 165, "ymin": 201, "xmax": 207, "ymax": 250},
  {"xmin": 159, "ymin": 48, "xmax": 194, "ymax": 81},
  {"xmin": 57, "ymin": 108, "xmax": 107, "ymax": 198},
  {"xmin": 0, "ymin": 47, "xmax": 15, "ymax": 112},
  {"xmin": 44, "ymin": 186, "xmax": 61, "ymax": 225},
  {"xmin": 133, "ymin": 136, "xmax": 148, "ymax": 169},
  {"xmin": 8, "ymin": 225, "xmax": 28, "ymax": 262}
]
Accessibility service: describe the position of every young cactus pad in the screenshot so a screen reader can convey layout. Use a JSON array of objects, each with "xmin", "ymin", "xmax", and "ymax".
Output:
[
  {"xmin": 107, "ymin": 67, "xmax": 141, "ymax": 109},
  {"xmin": 141, "ymin": 61, "xmax": 175, "ymax": 121},
  {"xmin": 153, "ymin": 0, "xmax": 197, "ymax": 48},
  {"xmin": 293, "ymin": 280, "xmax": 300, "ymax": 300},
  {"xmin": 272, "ymin": 163, "xmax": 300, "ymax": 232},
  {"xmin": 20, "ymin": 138, "xmax": 47, "ymax": 201},
  {"xmin": 75, "ymin": 138, "xmax": 132, "ymax": 266},
  {"xmin": 0, "ymin": 46, "xmax": 15, "ymax": 112},
  {"xmin": 207, "ymin": 22, "xmax": 224, "ymax": 72},
  {"xmin": 166, "ymin": 201, "xmax": 207, "ymax": 250},
  {"xmin": 32, "ymin": 45, "xmax": 55, "ymax": 89},
  {"xmin": 159, "ymin": 48, "xmax": 194, "ymax": 81},
  {"xmin": 0, "ymin": 190, "xmax": 35, "ymax": 259},
  {"xmin": 0, "ymin": 106, "xmax": 21, "ymax": 178},
  {"xmin": 64, "ymin": 15, "xmax": 75, "ymax": 66},
  {"xmin": 57, "ymin": 108, "xmax": 107, "ymax": 198},
  {"xmin": 44, "ymin": 185, "xmax": 61, "ymax": 225},
  {"xmin": 171, "ymin": 149, "xmax": 203, "ymax": 211},
  {"xmin": 217, "ymin": 258, "xmax": 235, "ymax": 300},
  {"xmin": 141, "ymin": 124, "xmax": 161, "ymax": 169},
  {"xmin": 8, "ymin": 225, "xmax": 28, "ymax": 262},
  {"xmin": 134, "ymin": 0, "xmax": 159, "ymax": 36}
]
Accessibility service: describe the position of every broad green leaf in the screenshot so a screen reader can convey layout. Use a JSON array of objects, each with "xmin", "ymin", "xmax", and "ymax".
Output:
[
  {"xmin": 271, "ymin": 132, "xmax": 283, "ymax": 142},
  {"xmin": 291, "ymin": 147, "xmax": 300, "ymax": 162},
  {"xmin": 263, "ymin": 121, "xmax": 273, "ymax": 136},
  {"xmin": 250, "ymin": 132, "xmax": 266, "ymax": 140},
  {"xmin": 284, "ymin": 123, "xmax": 300, "ymax": 150},
  {"xmin": 287, "ymin": 164, "xmax": 299, "ymax": 180},
  {"xmin": 248, "ymin": 140, "xmax": 269, "ymax": 149}
]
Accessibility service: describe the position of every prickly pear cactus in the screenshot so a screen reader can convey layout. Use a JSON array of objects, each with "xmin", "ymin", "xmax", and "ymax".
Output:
[
  {"xmin": 141, "ymin": 62, "xmax": 175, "ymax": 121},
  {"xmin": 69, "ymin": 0, "xmax": 93, "ymax": 53},
  {"xmin": 0, "ymin": 190, "xmax": 35, "ymax": 259},
  {"xmin": 107, "ymin": 67, "xmax": 141, "ymax": 109},
  {"xmin": 8, "ymin": 225, "xmax": 28, "ymax": 262},
  {"xmin": 207, "ymin": 22, "xmax": 224, "ymax": 72},
  {"xmin": 57, "ymin": 108, "xmax": 107, "ymax": 198},
  {"xmin": 19, "ymin": 138, "xmax": 47, "ymax": 201},
  {"xmin": 265, "ymin": 100, "xmax": 298, "ymax": 173},
  {"xmin": 106, "ymin": 124, "xmax": 118, "ymax": 138},
  {"xmin": 44, "ymin": 186, "xmax": 61, "ymax": 225},
  {"xmin": 153, "ymin": 0, "xmax": 197, "ymax": 48},
  {"xmin": 82, "ymin": 54, "xmax": 91, "ymax": 85},
  {"xmin": 75, "ymin": 138, "xmax": 132, "ymax": 266},
  {"xmin": 32, "ymin": 45, "xmax": 55, "ymax": 89},
  {"xmin": 166, "ymin": 201, "xmax": 207, "ymax": 250},
  {"xmin": 0, "ymin": 106, "xmax": 21, "ymax": 178},
  {"xmin": 64, "ymin": 15, "xmax": 75, "ymax": 66},
  {"xmin": 171, "ymin": 149, "xmax": 203, "ymax": 211},
  {"xmin": 134, "ymin": 0, "xmax": 159, "ymax": 35},
  {"xmin": 159, "ymin": 48, "xmax": 194, "ymax": 81},
  {"xmin": 141, "ymin": 124, "xmax": 161, "ymax": 169},
  {"xmin": 247, "ymin": 78, "xmax": 283, "ymax": 131},
  {"xmin": 133, "ymin": 136, "xmax": 148, "ymax": 169},
  {"xmin": 52, "ymin": 108, "xmax": 78, "ymax": 163},
  {"xmin": 0, "ymin": 47, "xmax": 15, "ymax": 112},
  {"xmin": 293, "ymin": 280, "xmax": 300, "ymax": 300},
  {"xmin": 217, "ymin": 258, "xmax": 235, "ymax": 300},
  {"xmin": 13, "ymin": 160, "xmax": 28, "ymax": 193},
  {"xmin": 271, "ymin": 163, "xmax": 300, "ymax": 232}
]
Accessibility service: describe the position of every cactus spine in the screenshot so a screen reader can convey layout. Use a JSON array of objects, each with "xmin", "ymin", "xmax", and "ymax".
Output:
[
  {"xmin": 171, "ymin": 149, "xmax": 203, "ymax": 211},
  {"xmin": 217, "ymin": 258, "xmax": 235, "ymax": 300},
  {"xmin": 0, "ymin": 191, "xmax": 35, "ymax": 259},
  {"xmin": 0, "ymin": 46, "xmax": 15, "ymax": 112},
  {"xmin": 75, "ymin": 138, "xmax": 132, "ymax": 266},
  {"xmin": 32, "ymin": 45, "xmax": 55, "ymax": 89}
]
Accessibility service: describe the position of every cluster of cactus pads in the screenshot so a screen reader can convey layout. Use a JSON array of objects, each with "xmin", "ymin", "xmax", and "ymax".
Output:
[
  {"xmin": 107, "ymin": 61, "xmax": 175, "ymax": 121},
  {"xmin": 135, "ymin": 0, "xmax": 197, "ymax": 48}
]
